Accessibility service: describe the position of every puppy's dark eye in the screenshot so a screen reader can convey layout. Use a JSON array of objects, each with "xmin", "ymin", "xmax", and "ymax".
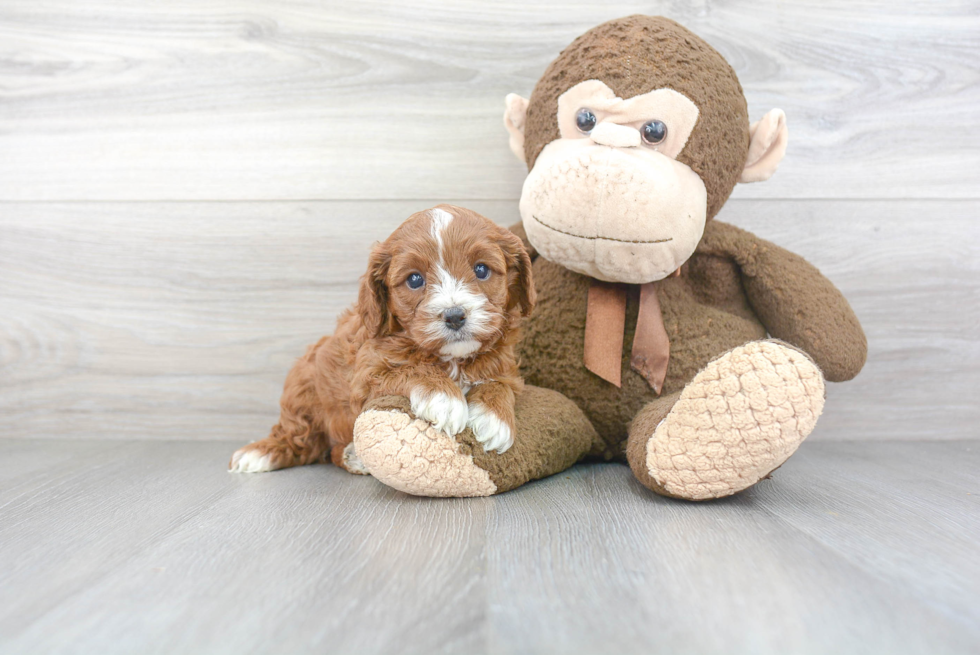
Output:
[
  {"xmin": 406, "ymin": 273, "xmax": 425, "ymax": 289},
  {"xmin": 641, "ymin": 120, "xmax": 668, "ymax": 145},
  {"xmin": 575, "ymin": 108, "xmax": 597, "ymax": 134},
  {"xmin": 474, "ymin": 263, "xmax": 490, "ymax": 280}
]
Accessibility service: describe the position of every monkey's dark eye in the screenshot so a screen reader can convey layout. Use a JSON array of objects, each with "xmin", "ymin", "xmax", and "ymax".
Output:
[
  {"xmin": 474, "ymin": 263, "xmax": 490, "ymax": 280},
  {"xmin": 641, "ymin": 120, "xmax": 668, "ymax": 145},
  {"xmin": 406, "ymin": 273, "xmax": 425, "ymax": 289},
  {"xmin": 575, "ymin": 108, "xmax": 597, "ymax": 134}
]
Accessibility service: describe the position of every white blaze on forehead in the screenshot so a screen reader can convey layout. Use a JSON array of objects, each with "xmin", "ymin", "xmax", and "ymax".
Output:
[
  {"xmin": 423, "ymin": 207, "xmax": 494, "ymax": 359},
  {"xmin": 429, "ymin": 208, "xmax": 454, "ymax": 259}
]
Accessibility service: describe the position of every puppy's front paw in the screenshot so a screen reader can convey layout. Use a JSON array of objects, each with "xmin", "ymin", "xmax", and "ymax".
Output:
[
  {"xmin": 410, "ymin": 389, "xmax": 469, "ymax": 436},
  {"xmin": 466, "ymin": 403, "xmax": 514, "ymax": 454}
]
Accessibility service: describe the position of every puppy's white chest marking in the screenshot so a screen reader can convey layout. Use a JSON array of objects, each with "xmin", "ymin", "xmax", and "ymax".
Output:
[
  {"xmin": 445, "ymin": 358, "xmax": 470, "ymax": 394},
  {"xmin": 443, "ymin": 358, "xmax": 488, "ymax": 396}
]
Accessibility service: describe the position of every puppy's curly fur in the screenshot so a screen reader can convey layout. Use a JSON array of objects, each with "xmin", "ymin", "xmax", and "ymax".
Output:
[{"xmin": 229, "ymin": 205, "xmax": 534, "ymax": 474}]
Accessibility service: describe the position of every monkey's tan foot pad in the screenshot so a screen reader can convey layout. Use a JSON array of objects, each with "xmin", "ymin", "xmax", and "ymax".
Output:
[
  {"xmin": 353, "ymin": 387, "xmax": 599, "ymax": 497},
  {"xmin": 644, "ymin": 340, "xmax": 825, "ymax": 501},
  {"xmin": 353, "ymin": 396, "xmax": 497, "ymax": 497}
]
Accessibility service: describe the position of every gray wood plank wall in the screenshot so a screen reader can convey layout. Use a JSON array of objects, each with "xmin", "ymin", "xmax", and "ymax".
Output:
[{"xmin": 1, "ymin": 1, "xmax": 978, "ymax": 442}]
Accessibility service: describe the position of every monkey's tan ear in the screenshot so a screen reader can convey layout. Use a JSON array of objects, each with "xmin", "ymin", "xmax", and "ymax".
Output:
[
  {"xmin": 503, "ymin": 94, "xmax": 529, "ymax": 164},
  {"xmin": 740, "ymin": 109, "xmax": 788, "ymax": 183}
]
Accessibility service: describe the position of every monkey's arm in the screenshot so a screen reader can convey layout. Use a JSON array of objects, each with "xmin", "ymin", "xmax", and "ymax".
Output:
[{"xmin": 699, "ymin": 220, "xmax": 867, "ymax": 382}]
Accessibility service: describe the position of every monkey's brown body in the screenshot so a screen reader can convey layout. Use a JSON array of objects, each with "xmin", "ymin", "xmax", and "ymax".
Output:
[
  {"xmin": 515, "ymin": 218, "xmax": 866, "ymax": 468},
  {"xmin": 517, "ymin": 220, "xmax": 863, "ymax": 458},
  {"xmin": 352, "ymin": 16, "xmax": 867, "ymax": 500}
]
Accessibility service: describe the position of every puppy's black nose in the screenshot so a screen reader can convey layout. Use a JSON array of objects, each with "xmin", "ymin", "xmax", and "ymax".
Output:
[{"xmin": 444, "ymin": 307, "xmax": 467, "ymax": 331}]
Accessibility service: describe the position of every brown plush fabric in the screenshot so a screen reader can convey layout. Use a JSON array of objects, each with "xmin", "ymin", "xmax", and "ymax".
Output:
[
  {"xmin": 516, "ymin": 219, "xmax": 866, "ymax": 456},
  {"xmin": 522, "ymin": 15, "xmax": 750, "ymax": 222},
  {"xmin": 469, "ymin": 385, "xmax": 600, "ymax": 492},
  {"xmin": 697, "ymin": 221, "xmax": 868, "ymax": 382},
  {"xmin": 625, "ymin": 391, "xmax": 681, "ymax": 494},
  {"xmin": 363, "ymin": 385, "xmax": 600, "ymax": 494}
]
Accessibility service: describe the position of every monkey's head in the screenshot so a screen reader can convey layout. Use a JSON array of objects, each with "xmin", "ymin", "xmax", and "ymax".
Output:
[{"xmin": 504, "ymin": 16, "xmax": 788, "ymax": 284}]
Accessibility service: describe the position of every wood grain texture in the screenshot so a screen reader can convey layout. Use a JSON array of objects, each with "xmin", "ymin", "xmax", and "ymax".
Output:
[
  {"xmin": 1, "ymin": 0, "xmax": 978, "ymax": 201},
  {"xmin": 485, "ymin": 443, "xmax": 980, "ymax": 654},
  {"xmin": 1, "ymin": 199, "xmax": 976, "ymax": 442},
  {"xmin": 0, "ymin": 439, "xmax": 977, "ymax": 654}
]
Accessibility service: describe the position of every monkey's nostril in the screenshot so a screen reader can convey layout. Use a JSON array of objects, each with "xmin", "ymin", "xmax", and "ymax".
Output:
[{"xmin": 444, "ymin": 307, "xmax": 466, "ymax": 331}]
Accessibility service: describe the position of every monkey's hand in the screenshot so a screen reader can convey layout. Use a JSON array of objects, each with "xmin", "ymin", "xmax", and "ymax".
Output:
[{"xmin": 700, "ymin": 220, "xmax": 867, "ymax": 382}]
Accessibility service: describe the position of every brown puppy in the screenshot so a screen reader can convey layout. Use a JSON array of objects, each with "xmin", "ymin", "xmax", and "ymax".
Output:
[{"xmin": 229, "ymin": 205, "xmax": 535, "ymax": 474}]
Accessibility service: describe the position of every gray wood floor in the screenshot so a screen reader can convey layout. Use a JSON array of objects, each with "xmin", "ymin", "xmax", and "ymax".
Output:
[{"xmin": 1, "ymin": 439, "xmax": 978, "ymax": 655}]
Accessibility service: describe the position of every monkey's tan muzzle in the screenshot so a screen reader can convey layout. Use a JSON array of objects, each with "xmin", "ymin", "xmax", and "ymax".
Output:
[{"xmin": 520, "ymin": 145, "xmax": 707, "ymax": 284}]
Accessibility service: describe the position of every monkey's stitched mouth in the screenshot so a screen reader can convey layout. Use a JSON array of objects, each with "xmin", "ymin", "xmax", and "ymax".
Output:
[{"xmin": 531, "ymin": 215, "xmax": 673, "ymax": 244}]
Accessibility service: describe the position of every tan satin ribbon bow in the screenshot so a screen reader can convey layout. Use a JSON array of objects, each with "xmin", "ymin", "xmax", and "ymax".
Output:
[{"xmin": 583, "ymin": 276, "xmax": 673, "ymax": 394}]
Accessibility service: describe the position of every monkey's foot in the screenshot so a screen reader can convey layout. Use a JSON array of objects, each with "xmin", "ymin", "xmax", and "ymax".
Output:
[
  {"xmin": 628, "ymin": 340, "xmax": 825, "ymax": 501},
  {"xmin": 353, "ymin": 397, "xmax": 497, "ymax": 497},
  {"xmin": 353, "ymin": 386, "xmax": 599, "ymax": 498}
]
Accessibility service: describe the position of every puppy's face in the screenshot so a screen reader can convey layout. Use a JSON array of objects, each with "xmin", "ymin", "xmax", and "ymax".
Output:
[{"xmin": 359, "ymin": 205, "xmax": 534, "ymax": 358}]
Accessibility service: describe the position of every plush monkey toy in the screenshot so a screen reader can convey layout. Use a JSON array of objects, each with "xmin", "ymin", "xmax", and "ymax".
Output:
[{"xmin": 352, "ymin": 15, "xmax": 866, "ymax": 500}]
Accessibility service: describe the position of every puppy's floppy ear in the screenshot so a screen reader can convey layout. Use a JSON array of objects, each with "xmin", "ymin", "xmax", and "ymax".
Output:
[
  {"xmin": 499, "ymin": 228, "xmax": 536, "ymax": 318},
  {"xmin": 358, "ymin": 243, "xmax": 393, "ymax": 337}
]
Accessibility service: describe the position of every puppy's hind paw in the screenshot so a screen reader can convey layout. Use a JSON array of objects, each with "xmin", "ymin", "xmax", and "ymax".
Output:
[
  {"xmin": 228, "ymin": 446, "xmax": 276, "ymax": 473},
  {"xmin": 410, "ymin": 389, "xmax": 469, "ymax": 436},
  {"xmin": 467, "ymin": 404, "xmax": 513, "ymax": 454}
]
